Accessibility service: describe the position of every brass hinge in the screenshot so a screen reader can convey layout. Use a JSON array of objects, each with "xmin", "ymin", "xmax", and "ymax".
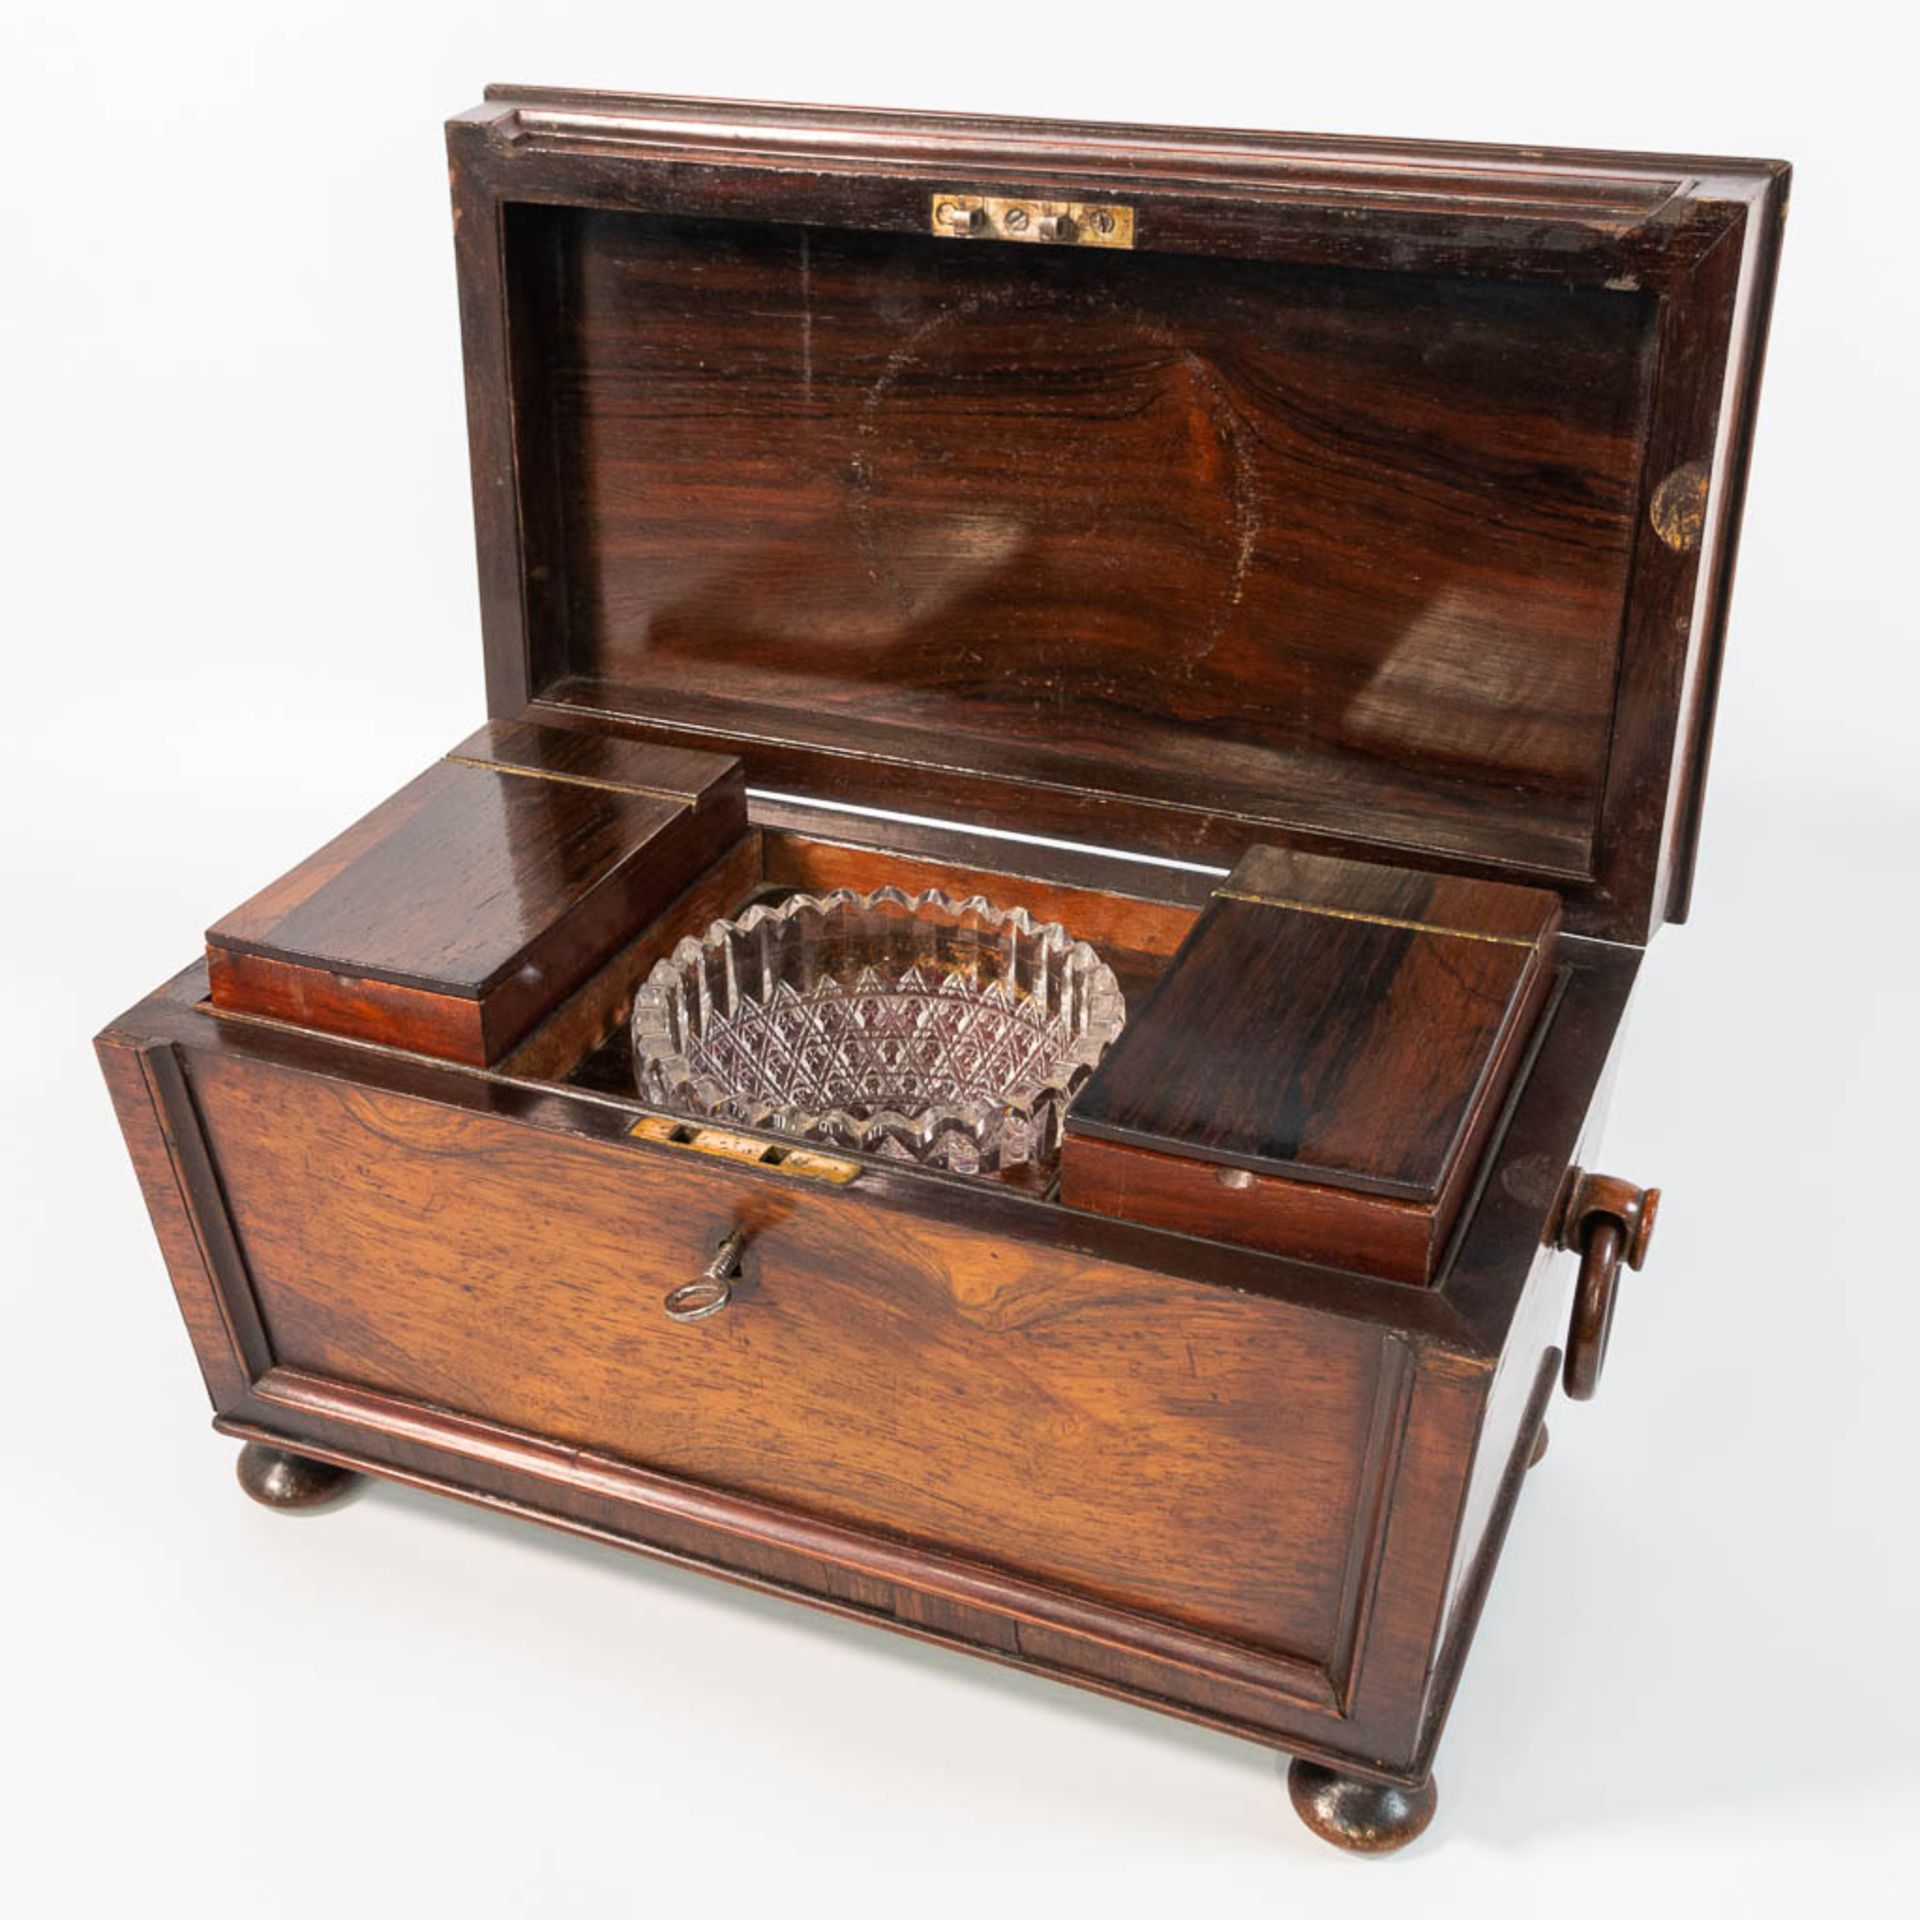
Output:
[{"xmin": 931, "ymin": 193, "xmax": 1134, "ymax": 248}]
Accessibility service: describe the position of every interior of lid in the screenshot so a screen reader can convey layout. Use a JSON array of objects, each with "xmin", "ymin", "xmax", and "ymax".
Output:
[{"xmin": 500, "ymin": 201, "xmax": 1658, "ymax": 888}]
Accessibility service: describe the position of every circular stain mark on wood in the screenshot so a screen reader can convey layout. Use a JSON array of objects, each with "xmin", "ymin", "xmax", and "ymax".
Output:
[{"xmin": 850, "ymin": 282, "xmax": 1262, "ymax": 716}]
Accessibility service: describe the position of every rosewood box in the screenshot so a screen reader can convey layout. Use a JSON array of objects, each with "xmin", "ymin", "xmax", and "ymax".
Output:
[
  {"xmin": 96, "ymin": 88, "xmax": 1786, "ymax": 1852},
  {"xmin": 1061, "ymin": 846, "xmax": 1564, "ymax": 1284}
]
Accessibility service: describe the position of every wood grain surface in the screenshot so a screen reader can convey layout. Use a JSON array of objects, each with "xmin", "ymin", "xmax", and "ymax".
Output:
[
  {"xmin": 1059, "ymin": 1133, "xmax": 1457, "ymax": 1287},
  {"xmin": 449, "ymin": 88, "xmax": 1789, "ymax": 940},
  {"xmin": 1062, "ymin": 847, "xmax": 1559, "ymax": 1281},
  {"xmin": 1070, "ymin": 851, "xmax": 1559, "ymax": 1198},
  {"xmin": 95, "ymin": 907, "xmax": 1642, "ymax": 1776},
  {"xmin": 90, "ymin": 85, "xmax": 1759, "ymax": 1815},
  {"xmin": 508, "ymin": 204, "xmax": 1649, "ymax": 883},
  {"xmin": 206, "ymin": 729, "xmax": 747, "ymax": 1062},
  {"xmin": 189, "ymin": 1048, "xmax": 1390, "ymax": 1664}
]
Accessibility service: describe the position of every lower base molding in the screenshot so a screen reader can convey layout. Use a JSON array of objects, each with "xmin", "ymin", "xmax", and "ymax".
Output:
[
  {"xmin": 212, "ymin": 1365, "xmax": 1410, "ymax": 1772},
  {"xmin": 212, "ymin": 1342, "xmax": 1554, "ymax": 1806}
]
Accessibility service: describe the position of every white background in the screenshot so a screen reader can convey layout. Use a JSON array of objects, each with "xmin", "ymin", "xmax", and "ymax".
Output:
[{"xmin": 4, "ymin": 3, "xmax": 1915, "ymax": 1912}]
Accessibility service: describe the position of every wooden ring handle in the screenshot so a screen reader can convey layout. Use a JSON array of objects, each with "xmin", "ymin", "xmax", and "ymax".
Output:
[
  {"xmin": 1555, "ymin": 1174, "xmax": 1660, "ymax": 1401},
  {"xmin": 1564, "ymin": 1217, "xmax": 1626, "ymax": 1401}
]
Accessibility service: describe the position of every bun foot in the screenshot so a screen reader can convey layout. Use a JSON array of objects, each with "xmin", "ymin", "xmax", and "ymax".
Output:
[
  {"xmin": 1529, "ymin": 1420, "xmax": 1551, "ymax": 1468},
  {"xmin": 236, "ymin": 1443, "xmax": 363, "ymax": 1513},
  {"xmin": 1286, "ymin": 1758, "xmax": 1437, "ymax": 1853}
]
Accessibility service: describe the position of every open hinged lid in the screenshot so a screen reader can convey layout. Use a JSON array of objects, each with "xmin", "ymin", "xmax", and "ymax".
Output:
[{"xmin": 447, "ymin": 87, "xmax": 1787, "ymax": 943}]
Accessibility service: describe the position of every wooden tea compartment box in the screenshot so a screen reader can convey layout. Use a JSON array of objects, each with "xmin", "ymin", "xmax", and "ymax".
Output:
[
  {"xmin": 206, "ymin": 720, "xmax": 746, "ymax": 1065},
  {"xmin": 95, "ymin": 89, "xmax": 1788, "ymax": 1854},
  {"xmin": 1062, "ymin": 847, "xmax": 1563, "ymax": 1283}
]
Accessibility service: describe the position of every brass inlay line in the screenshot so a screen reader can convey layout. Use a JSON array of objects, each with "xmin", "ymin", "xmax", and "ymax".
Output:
[
  {"xmin": 444, "ymin": 754, "xmax": 698, "ymax": 805},
  {"xmin": 1210, "ymin": 887, "xmax": 1542, "ymax": 948}
]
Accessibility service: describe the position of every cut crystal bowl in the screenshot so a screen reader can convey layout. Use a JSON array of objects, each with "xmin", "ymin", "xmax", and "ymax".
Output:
[{"xmin": 630, "ymin": 887, "xmax": 1126, "ymax": 1174}]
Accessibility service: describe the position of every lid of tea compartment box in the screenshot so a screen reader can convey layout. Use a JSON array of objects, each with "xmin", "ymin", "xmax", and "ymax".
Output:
[{"xmin": 446, "ymin": 88, "xmax": 1788, "ymax": 943}]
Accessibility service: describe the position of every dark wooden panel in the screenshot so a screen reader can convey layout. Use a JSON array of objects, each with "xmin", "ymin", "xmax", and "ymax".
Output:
[
  {"xmin": 507, "ymin": 204, "xmax": 1655, "ymax": 887},
  {"xmin": 188, "ymin": 1048, "xmax": 1389, "ymax": 1662},
  {"xmin": 450, "ymin": 92, "xmax": 1788, "ymax": 942},
  {"xmin": 1062, "ymin": 848, "xmax": 1558, "ymax": 1283},
  {"xmin": 94, "ymin": 1033, "xmax": 254, "ymax": 1408},
  {"xmin": 1068, "ymin": 849, "xmax": 1559, "ymax": 1199},
  {"xmin": 209, "ymin": 755, "xmax": 691, "ymax": 990},
  {"xmin": 206, "ymin": 732, "xmax": 748, "ymax": 1063},
  {"xmin": 205, "ymin": 946, "xmax": 490, "ymax": 1063}
]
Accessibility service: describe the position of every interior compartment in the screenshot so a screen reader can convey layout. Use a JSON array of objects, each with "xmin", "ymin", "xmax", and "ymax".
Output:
[
  {"xmin": 482, "ymin": 816, "xmax": 1210, "ymax": 1197},
  {"xmin": 193, "ymin": 734, "xmax": 1571, "ymax": 1242}
]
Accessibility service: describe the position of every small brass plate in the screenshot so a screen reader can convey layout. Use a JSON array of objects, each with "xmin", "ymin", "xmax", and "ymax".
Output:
[
  {"xmin": 931, "ymin": 193, "xmax": 1134, "ymax": 248},
  {"xmin": 629, "ymin": 1113, "xmax": 862, "ymax": 1185}
]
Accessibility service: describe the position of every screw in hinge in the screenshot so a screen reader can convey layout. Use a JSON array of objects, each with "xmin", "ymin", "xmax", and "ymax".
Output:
[{"xmin": 931, "ymin": 193, "xmax": 1132, "ymax": 248}]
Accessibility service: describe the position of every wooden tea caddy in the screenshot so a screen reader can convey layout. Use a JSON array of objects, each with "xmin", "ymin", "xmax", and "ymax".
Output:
[{"xmin": 96, "ymin": 89, "xmax": 1787, "ymax": 1852}]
